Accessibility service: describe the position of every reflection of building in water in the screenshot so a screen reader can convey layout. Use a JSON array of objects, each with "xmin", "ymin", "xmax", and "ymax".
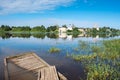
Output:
[
  {"xmin": 58, "ymin": 33, "xmax": 73, "ymax": 40},
  {"xmin": 93, "ymin": 35, "xmax": 99, "ymax": 43},
  {"xmin": 78, "ymin": 28, "xmax": 86, "ymax": 34},
  {"xmin": 59, "ymin": 32, "xmax": 67, "ymax": 39},
  {"xmin": 78, "ymin": 34, "xmax": 85, "ymax": 37},
  {"xmin": 67, "ymin": 35, "xmax": 73, "ymax": 40}
]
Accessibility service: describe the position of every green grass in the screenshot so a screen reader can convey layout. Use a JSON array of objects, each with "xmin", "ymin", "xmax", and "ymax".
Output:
[
  {"xmin": 48, "ymin": 47, "xmax": 61, "ymax": 53},
  {"xmin": 86, "ymin": 63, "xmax": 118, "ymax": 80},
  {"xmin": 68, "ymin": 39, "xmax": 120, "ymax": 80}
]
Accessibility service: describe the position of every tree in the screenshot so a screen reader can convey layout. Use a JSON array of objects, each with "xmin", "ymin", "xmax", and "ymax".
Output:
[
  {"xmin": 62, "ymin": 25, "xmax": 67, "ymax": 28},
  {"xmin": 31, "ymin": 25, "xmax": 46, "ymax": 32},
  {"xmin": 46, "ymin": 25, "xmax": 58, "ymax": 32},
  {"xmin": 73, "ymin": 27, "xmax": 79, "ymax": 32},
  {"xmin": 0, "ymin": 25, "xmax": 11, "ymax": 31},
  {"xmin": 12, "ymin": 26, "xmax": 31, "ymax": 32}
]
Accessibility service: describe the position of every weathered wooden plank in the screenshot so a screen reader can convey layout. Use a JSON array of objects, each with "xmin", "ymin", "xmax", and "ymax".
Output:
[
  {"xmin": 4, "ymin": 58, "xmax": 9, "ymax": 80},
  {"xmin": 10, "ymin": 55, "xmax": 34, "ymax": 62},
  {"xmin": 38, "ymin": 66, "xmax": 59, "ymax": 80},
  {"xmin": 11, "ymin": 58, "xmax": 35, "ymax": 65},
  {"xmin": 14, "ymin": 61, "xmax": 43, "ymax": 68},
  {"xmin": 4, "ymin": 52, "xmax": 67, "ymax": 80}
]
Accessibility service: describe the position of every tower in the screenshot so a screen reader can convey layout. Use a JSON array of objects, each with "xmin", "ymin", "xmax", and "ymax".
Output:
[{"xmin": 94, "ymin": 24, "xmax": 99, "ymax": 30}]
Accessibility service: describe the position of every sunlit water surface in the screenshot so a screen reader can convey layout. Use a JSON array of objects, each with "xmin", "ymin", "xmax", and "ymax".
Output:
[{"xmin": 0, "ymin": 34, "xmax": 120, "ymax": 80}]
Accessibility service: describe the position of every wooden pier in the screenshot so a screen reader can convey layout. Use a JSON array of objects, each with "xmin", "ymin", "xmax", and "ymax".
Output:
[{"xmin": 4, "ymin": 52, "xmax": 67, "ymax": 80}]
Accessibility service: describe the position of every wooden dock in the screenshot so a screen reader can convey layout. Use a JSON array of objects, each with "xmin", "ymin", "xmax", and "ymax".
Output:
[{"xmin": 4, "ymin": 52, "xmax": 67, "ymax": 80}]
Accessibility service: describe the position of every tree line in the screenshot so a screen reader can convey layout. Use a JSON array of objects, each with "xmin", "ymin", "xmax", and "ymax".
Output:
[
  {"xmin": 0, "ymin": 25, "xmax": 59, "ymax": 32},
  {"xmin": 86, "ymin": 27, "xmax": 120, "ymax": 34},
  {"xmin": 0, "ymin": 25, "xmax": 120, "ymax": 34},
  {"xmin": 0, "ymin": 32, "xmax": 119, "ymax": 40}
]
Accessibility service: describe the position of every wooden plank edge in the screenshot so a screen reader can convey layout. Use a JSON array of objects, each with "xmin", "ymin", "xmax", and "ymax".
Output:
[
  {"xmin": 31, "ymin": 53, "xmax": 50, "ymax": 66},
  {"xmin": 4, "ymin": 58, "xmax": 9, "ymax": 80},
  {"xmin": 6, "ymin": 52, "xmax": 33, "ymax": 60},
  {"xmin": 58, "ymin": 72, "xmax": 67, "ymax": 80},
  {"xmin": 32, "ymin": 53, "xmax": 67, "ymax": 80}
]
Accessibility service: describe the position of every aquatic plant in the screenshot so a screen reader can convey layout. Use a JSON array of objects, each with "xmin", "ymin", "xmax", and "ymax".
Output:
[
  {"xmin": 71, "ymin": 53, "xmax": 97, "ymax": 61},
  {"xmin": 48, "ymin": 47, "xmax": 61, "ymax": 53},
  {"xmin": 79, "ymin": 40, "xmax": 88, "ymax": 50},
  {"xmin": 73, "ymin": 47, "xmax": 79, "ymax": 51},
  {"xmin": 91, "ymin": 46, "xmax": 102, "ymax": 53},
  {"xmin": 68, "ymin": 39, "xmax": 120, "ymax": 80},
  {"xmin": 86, "ymin": 63, "xmax": 118, "ymax": 80}
]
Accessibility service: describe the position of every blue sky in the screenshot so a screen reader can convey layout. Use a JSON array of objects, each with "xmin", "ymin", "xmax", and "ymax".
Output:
[{"xmin": 0, "ymin": 0, "xmax": 120, "ymax": 28}]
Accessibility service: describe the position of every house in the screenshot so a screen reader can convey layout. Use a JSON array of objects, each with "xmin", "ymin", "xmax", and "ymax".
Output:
[
  {"xmin": 67, "ymin": 24, "xmax": 73, "ymax": 30},
  {"xmin": 67, "ymin": 27, "xmax": 73, "ymax": 30},
  {"xmin": 59, "ymin": 27, "xmax": 67, "ymax": 33}
]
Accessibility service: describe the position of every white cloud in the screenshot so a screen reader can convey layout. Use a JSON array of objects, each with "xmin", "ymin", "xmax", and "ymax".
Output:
[{"xmin": 0, "ymin": 0, "xmax": 75, "ymax": 14}]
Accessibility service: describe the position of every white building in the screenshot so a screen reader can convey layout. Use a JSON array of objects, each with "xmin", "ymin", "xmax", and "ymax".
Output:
[
  {"xmin": 67, "ymin": 27, "xmax": 73, "ymax": 30},
  {"xmin": 94, "ymin": 24, "xmax": 99, "ymax": 31},
  {"xmin": 59, "ymin": 27, "xmax": 67, "ymax": 33}
]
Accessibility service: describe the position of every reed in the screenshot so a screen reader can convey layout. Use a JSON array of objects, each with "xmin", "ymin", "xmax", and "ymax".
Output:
[
  {"xmin": 68, "ymin": 39, "xmax": 120, "ymax": 80},
  {"xmin": 48, "ymin": 47, "xmax": 61, "ymax": 53}
]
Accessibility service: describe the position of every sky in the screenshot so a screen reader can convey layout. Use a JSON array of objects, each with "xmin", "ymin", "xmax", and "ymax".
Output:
[{"xmin": 0, "ymin": 0, "xmax": 120, "ymax": 29}]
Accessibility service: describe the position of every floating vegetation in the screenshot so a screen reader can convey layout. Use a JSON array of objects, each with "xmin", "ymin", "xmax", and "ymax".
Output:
[
  {"xmin": 73, "ymin": 47, "xmax": 79, "ymax": 51},
  {"xmin": 91, "ymin": 46, "xmax": 103, "ymax": 53},
  {"xmin": 48, "ymin": 47, "xmax": 61, "ymax": 53},
  {"xmin": 68, "ymin": 39, "xmax": 120, "ymax": 80},
  {"xmin": 71, "ymin": 53, "xmax": 97, "ymax": 61},
  {"xmin": 78, "ymin": 40, "xmax": 89, "ymax": 50},
  {"xmin": 86, "ymin": 63, "xmax": 119, "ymax": 80}
]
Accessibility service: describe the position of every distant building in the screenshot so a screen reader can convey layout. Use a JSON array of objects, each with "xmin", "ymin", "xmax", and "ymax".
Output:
[
  {"xmin": 96, "ymin": 27, "xmax": 99, "ymax": 31},
  {"xmin": 67, "ymin": 24, "xmax": 73, "ymax": 30},
  {"xmin": 78, "ymin": 28, "xmax": 86, "ymax": 34},
  {"xmin": 67, "ymin": 27, "xmax": 73, "ymax": 30},
  {"xmin": 59, "ymin": 27, "xmax": 67, "ymax": 33},
  {"xmin": 58, "ymin": 26, "xmax": 73, "ymax": 33},
  {"xmin": 94, "ymin": 24, "xmax": 99, "ymax": 31}
]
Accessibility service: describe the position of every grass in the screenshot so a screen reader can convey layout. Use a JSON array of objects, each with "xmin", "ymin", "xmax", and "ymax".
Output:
[
  {"xmin": 68, "ymin": 39, "xmax": 120, "ymax": 80},
  {"xmin": 85, "ymin": 63, "xmax": 118, "ymax": 80},
  {"xmin": 48, "ymin": 47, "xmax": 61, "ymax": 53},
  {"xmin": 71, "ymin": 53, "xmax": 97, "ymax": 61}
]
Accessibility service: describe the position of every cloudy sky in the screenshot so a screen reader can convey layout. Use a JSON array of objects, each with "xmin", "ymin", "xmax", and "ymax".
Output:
[{"xmin": 0, "ymin": 0, "xmax": 120, "ymax": 28}]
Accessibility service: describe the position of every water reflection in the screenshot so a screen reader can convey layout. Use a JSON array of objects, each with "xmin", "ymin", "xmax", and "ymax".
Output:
[
  {"xmin": 12, "ymin": 33, "xmax": 31, "ymax": 38},
  {"xmin": 0, "ymin": 32, "xmax": 120, "ymax": 80},
  {"xmin": 32, "ymin": 33, "xmax": 45, "ymax": 39},
  {"xmin": 0, "ymin": 32, "xmax": 119, "ymax": 40}
]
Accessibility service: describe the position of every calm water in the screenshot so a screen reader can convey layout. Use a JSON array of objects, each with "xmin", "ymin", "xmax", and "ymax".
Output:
[{"xmin": 0, "ymin": 33, "xmax": 120, "ymax": 80}]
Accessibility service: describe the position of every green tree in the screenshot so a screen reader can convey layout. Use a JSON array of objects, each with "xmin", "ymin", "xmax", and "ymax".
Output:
[
  {"xmin": 12, "ymin": 26, "xmax": 31, "ymax": 32},
  {"xmin": 31, "ymin": 25, "xmax": 46, "ymax": 32},
  {"xmin": 47, "ymin": 25, "xmax": 58, "ymax": 32},
  {"xmin": 62, "ymin": 25, "xmax": 67, "ymax": 28},
  {"xmin": 0, "ymin": 25, "xmax": 11, "ymax": 31}
]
